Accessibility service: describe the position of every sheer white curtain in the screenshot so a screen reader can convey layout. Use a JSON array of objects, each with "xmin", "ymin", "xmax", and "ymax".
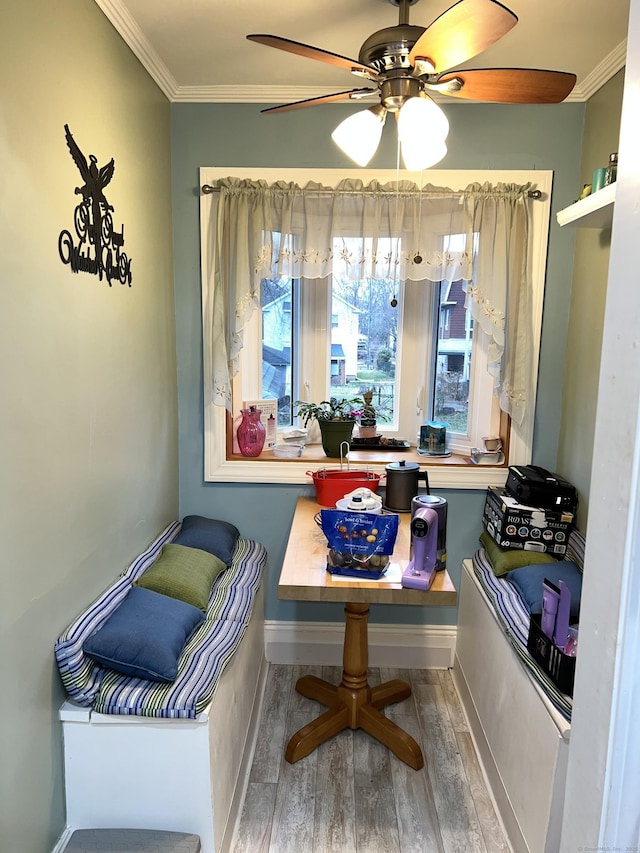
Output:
[
  {"xmin": 463, "ymin": 182, "xmax": 532, "ymax": 425},
  {"xmin": 204, "ymin": 176, "xmax": 532, "ymax": 424}
]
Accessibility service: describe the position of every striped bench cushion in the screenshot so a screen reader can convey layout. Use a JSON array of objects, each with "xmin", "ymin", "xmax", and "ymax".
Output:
[
  {"xmin": 471, "ymin": 527, "xmax": 584, "ymax": 723},
  {"xmin": 55, "ymin": 523, "xmax": 267, "ymax": 718}
]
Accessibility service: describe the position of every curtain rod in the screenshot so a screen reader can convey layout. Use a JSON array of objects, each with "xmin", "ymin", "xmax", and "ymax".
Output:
[{"xmin": 200, "ymin": 182, "xmax": 543, "ymax": 200}]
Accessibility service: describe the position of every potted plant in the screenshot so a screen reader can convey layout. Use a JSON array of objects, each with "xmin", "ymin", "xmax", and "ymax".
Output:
[
  {"xmin": 294, "ymin": 396, "xmax": 363, "ymax": 457},
  {"xmin": 355, "ymin": 389, "xmax": 385, "ymax": 438}
]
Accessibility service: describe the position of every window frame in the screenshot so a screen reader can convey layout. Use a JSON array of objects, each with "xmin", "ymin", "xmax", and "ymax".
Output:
[{"xmin": 200, "ymin": 166, "xmax": 552, "ymax": 489}]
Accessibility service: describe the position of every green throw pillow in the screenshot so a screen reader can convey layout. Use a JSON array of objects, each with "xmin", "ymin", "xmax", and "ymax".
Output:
[
  {"xmin": 480, "ymin": 531, "xmax": 557, "ymax": 577},
  {"xmin": 135, "ymin": 543, "xmax": 226, "ymax": 611}
]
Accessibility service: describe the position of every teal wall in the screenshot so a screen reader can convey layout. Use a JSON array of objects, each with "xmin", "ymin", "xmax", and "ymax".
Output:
[{"xmin": 171, "ymin": 100, "xmax": 585, "ymax": 625}]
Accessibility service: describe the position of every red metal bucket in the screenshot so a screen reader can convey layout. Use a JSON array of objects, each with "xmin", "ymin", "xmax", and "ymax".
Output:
[{"xmin": 307, "ymin": 469, "xmax": 384, "ymax": 507}]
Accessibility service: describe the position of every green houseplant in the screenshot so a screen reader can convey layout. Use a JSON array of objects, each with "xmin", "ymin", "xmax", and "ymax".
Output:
[{"xmin": 294, "ymin": 396, "xmax": 363, "ymax": 457}]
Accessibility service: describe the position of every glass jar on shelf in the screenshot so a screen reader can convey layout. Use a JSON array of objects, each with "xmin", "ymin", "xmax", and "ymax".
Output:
[{"xmin": 605, "ymin": 152, "xmax": 618, "ymax": 186}]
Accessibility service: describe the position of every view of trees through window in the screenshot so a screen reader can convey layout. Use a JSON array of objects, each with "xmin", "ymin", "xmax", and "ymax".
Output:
[
  {"xmin": 260, "ymin": 236, "xmax": 473, "ymax": 435},
  {"xmin": 329, "ymin": 275, "xmax": 398, "ymax": 424}
]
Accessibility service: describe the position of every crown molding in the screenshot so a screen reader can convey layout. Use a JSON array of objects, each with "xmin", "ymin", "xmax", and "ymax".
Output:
[
  {"xmin": 95, "ymin": 0, "xmax": 626, "ymax": 106},
  {"xmin": 93, "ymin": 0, "xmax": 179, "ymax": 100},
  {"xmin": 567, "ymin": 38, "xmax": 627, "ymax": 101},
  {"xmin": 173, "ymin": 41, "xmax": 628, "ymax": 104},
  {"xmin": 171, "ymin": 85, "xmax": 356, "ymax": 104}
]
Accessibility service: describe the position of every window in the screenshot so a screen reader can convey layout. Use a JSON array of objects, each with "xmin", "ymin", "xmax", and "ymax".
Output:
[
  {"xmin": 253, "ymin": 235, "xmax": 497, "ymax": 455},
  {"xmin": 200, "ymin": 167, "xmax": 552, "ymax": 488},
  {"xmin": 261, "ymin": 276, "xmax": 295, "ymax": 426},
  {"xmin": 434, "ymin": 282, "xmax": 473, "ymax": 439}
]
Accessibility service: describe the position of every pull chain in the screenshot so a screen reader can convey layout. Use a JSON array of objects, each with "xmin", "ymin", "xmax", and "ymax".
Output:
[
  {"xmin": 391, "ymin": 136, "xmax": 401, "ymax": 309},
  {"xmin": 414, "ymin": 169, "xmax": 425, "ymax": 265}
]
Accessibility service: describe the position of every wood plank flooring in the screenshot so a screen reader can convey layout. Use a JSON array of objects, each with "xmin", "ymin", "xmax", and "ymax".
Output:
[{"xmin": 232, "ymin": 664, "xmax": 512, "ymax": 853}]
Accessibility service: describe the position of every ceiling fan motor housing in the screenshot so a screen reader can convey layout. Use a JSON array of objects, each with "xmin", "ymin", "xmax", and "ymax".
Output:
[
  {"xmin": 359, "ymin": 25, "xmax": 430, "ymax": 111},
  {"xmin": 359, "ymin": 25, "xmax": 425, "ymax": 72}
]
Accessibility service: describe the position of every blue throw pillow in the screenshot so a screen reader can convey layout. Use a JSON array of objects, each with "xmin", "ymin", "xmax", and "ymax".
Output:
[
  {"xmin": 83, "ymin": 586, "xmax": 205, "ymax": 682},
  {"xmin": 173, "ymin": 515, "xmax": 240, "ymax": 567},
  {"xmin": 506, "ymin": 561, "xmax": 583, "ymax": 622}
]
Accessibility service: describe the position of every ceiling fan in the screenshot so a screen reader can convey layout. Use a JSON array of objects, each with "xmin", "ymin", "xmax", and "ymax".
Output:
[{"xmin": 247, "ymin": 0, "xmax": 576, "ymax": 168}]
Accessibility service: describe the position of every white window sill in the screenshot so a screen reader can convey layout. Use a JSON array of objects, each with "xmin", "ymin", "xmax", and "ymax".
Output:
[{"xmin": 207, "ymin": 442, "xmax": 510, "ymax": 490}]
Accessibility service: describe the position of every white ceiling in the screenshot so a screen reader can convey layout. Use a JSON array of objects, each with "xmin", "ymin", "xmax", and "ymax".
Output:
[{"xmin": 95, "ymin": 0, "xmax": 629, "ymax": 103}]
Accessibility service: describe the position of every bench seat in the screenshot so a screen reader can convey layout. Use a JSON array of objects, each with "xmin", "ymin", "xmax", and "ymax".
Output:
[{"xmin": 55, "ymin": 520, "xmax": 268, "ymax": 853}]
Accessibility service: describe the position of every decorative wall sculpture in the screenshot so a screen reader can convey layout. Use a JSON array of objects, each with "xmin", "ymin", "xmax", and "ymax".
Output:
[{"xmin": 58, "ymin": 125, "xmax": 133, "ymax": 286}]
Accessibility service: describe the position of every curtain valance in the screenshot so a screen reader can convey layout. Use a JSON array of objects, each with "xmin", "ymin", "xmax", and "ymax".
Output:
[{"xmin": 214, "ymin": 177, "xmax": 474, "ymax": 284}]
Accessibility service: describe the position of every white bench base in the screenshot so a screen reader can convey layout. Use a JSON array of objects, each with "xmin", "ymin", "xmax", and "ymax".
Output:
[
  {"xmin": 59, "ymin": 584, "xmax": 266, "ymax": 853},
  {"xmin": 453, "ymin": 561, "xmax": 570, "ymax": 853}
]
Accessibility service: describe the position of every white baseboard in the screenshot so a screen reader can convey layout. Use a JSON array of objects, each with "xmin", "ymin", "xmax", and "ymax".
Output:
[{"xmin": 264, "ymin": 620, "xmax": 456, "ymax": 669}]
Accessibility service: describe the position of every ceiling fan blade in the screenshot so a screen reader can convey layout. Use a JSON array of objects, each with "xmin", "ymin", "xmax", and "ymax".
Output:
[
  {"xmin": 261, "ymin": 89, "xmax": 377, "ymax": 114},
  {"xmin": 247, "ymin": 34, "xmax": 377, "ymax": 77},
  {"xmin": 437, "ymin": 68, "xmax": 577, "ymax": 103},
  {"xmin": 409, "ymin": 0, "xmax": 517, "ymax": 73}
]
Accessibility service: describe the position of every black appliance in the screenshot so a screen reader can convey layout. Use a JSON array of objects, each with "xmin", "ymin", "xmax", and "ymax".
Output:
[{"xmin": 505, "ymin": 465, "xmax": 578, "ymax": 514}]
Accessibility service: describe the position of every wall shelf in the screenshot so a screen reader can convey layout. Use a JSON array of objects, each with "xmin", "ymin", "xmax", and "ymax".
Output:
[{"xmin": 557, "ymin": 183, "xmax": 616, "ymax": 228}]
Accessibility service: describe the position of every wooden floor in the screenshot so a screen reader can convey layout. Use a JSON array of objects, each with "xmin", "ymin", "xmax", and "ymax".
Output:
[{"xmin": 232, "ymin": 664, "xmax": 512, "ymax": 853}]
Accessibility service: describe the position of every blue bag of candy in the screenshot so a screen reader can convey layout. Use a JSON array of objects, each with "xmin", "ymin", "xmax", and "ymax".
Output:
[{"xmin": 320, "ymin": 509, "xmax": 399, "ymax": 579}]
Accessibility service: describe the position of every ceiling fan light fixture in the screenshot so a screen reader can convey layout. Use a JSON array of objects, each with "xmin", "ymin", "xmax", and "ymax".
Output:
[
  {"xmin": 397, "ymin": 94, "xmax": 449, "ymax": 144},
  {"xmin": 331, "ymin": 105, "xmax": 387, "ymax": 167},
  {"xmin": 400, "ymin": 136, "xmax": 447, "ymax": 172}
]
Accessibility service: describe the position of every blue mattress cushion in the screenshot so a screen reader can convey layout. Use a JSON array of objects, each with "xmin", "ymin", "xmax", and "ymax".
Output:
[
  {"xmin": 506, "ymin": 560, "xmax": 583, "ymax": 622},
  {"xmin": 83, "ymin": 586, "xmax": 205, "ymax": 682},
  {"xmin": 173, "ymin": 515, "xmax": 240, "ymax": 566}
]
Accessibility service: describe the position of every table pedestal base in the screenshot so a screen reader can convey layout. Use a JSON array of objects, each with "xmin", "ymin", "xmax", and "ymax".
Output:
[{"xmin": 284, "ymin": 602, "xmax": 424, "ymax": 770}]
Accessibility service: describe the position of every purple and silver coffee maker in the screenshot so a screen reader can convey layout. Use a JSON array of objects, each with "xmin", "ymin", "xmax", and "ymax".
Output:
[
  {"xmin": 411, "ymin": 494, "xmax": 448, "ymax": 571},
  {"xmin": 402, "ymin": 506, "xmax": 439, "ymax": 590}
]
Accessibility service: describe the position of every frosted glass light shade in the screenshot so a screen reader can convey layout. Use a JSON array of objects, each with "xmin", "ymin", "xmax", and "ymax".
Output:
[
  {"xmin": 331, "ymin": 106, "xmax": 386, "ymax": 167},
  {"xmin": 397, "ymin": 95, "xmax": 449, "ymax": 171},
  {"xmin": 397, "ymin": 95, "xmax": 449, "ymax": 144},
  {"xmin": 400, "ymin": 136, "xmax": 447, "ymax": 172}
]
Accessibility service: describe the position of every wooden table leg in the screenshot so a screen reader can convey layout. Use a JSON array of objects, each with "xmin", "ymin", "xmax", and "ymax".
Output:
[
  {"xmin": 285, "ymin": 601, "xmax": 424, "ymax": 770},
  {"xmin": 285, "ymin": 704, "xmax": 350, "ymax": 763}
]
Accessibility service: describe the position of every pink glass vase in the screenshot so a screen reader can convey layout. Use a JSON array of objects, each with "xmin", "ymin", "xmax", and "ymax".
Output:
[{"xmin": 236, "ymin": 407, "xmax": 266, "ymax": 457}]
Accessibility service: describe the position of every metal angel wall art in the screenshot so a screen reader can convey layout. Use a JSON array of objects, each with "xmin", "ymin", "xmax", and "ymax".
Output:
[{"xmin": 58, "ymin": 125, "xmax": 132, "ymax": 286}]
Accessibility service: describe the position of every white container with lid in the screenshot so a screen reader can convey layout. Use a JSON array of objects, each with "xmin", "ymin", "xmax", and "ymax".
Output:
[{"xmin": 335, "ymin": 488, "xmax": 383, "ymax": 514}]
